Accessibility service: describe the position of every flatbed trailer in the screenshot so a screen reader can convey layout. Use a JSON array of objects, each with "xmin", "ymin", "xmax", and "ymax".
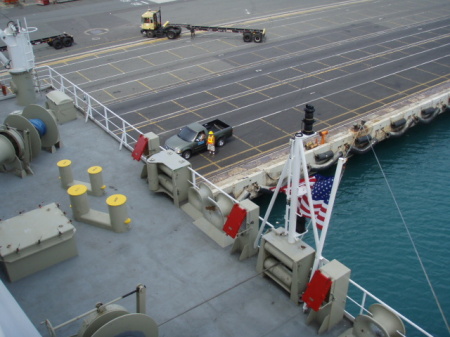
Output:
[
  {"xmin": 173, "ymin": 24, "xmax": 266, "ymax": 42},
  {"xmin": 0, "ymin": 33, "xmax": 74, "ymax": 52},
  {"xmin": 140, "ymin": 9, "xmax": 266, "ymax": 43}
]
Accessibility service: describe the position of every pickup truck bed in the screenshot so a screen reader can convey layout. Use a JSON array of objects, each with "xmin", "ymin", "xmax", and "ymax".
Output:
[{"xmin": 203, "ymin": 120, "xmax": 229, "ymax": 133}]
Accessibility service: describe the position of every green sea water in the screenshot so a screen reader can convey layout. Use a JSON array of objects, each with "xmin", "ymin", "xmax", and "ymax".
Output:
[{"xmin": 255, "ymin": 113, "xmax": 450, "ymax": 336}]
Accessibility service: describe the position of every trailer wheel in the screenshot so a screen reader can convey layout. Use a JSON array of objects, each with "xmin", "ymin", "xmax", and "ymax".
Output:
[
  {"xmin": 146, "ymin": 31, "xmax": 154, "ymax": 38},
  {"xmin": 253, "ymin": 33, "xmax": 263, "ymax": 43},
  {"xmin": 53, "ymin": 39, "xmax": 63, "ymax": 50},
  {"xmin": 243, "ymin": 32, "xmax": 252, "ymax": 42},
  {"xmin": 166, "ymin": 29, "xmax": 176, "ymax": 39},
  {"xmin": 182, "ymin": 150, "xmax": 192, "ymax": 160},
  {"xmin": 62, "ymin": 37, "xmax": 73, "ymax": 47}
]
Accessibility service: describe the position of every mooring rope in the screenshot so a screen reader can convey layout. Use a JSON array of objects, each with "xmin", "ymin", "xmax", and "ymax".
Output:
[{"xmin": 369, "ymin": 144, "xmax": 450, "ymax": 334}]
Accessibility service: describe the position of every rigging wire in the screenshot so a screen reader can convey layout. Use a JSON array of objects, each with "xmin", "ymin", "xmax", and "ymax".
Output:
[
  {"xmin": 369, "ymin": 144, "xmax": 450, "ymax": 334},
  {"xmin": 157, "ymin": 262, "xmax": 281, "ymax": 328},
  {"xmin": 0, "ymin": 11, "xmax": 14, "ymax": 23}
]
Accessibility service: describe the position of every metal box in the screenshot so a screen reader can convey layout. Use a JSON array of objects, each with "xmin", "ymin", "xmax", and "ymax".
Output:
[
  {"xmin": 306, "ymin": 259, "xmax": 351, "ymax": 333},
  {"xmin": 46, "ymin": 90, "xmax": 78, "ymax": 124},
  {"xmin": 256, "ymin": 228, "xmax": 315, "ymax": 303},
  {"xmin": 0, "ymin": 203, "xmax": 77, "ymax": 282},
  {"xmin": 146, "ymin": 150, "xmax": 191, "ymax": 207}
]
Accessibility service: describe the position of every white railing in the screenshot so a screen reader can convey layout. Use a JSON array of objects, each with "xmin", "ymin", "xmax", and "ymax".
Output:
[
  {"xmin": 35, "ymin": 66, "xmax": 433, "ymax": 337},
  {"xmin": 345, "ymin": 278, "xmax": 433, "ymax": 337},
  {"xmin": 35, "ymin": 65, "xmax": 143, "ymax": 152},
  {"xmin": 188, "ymin": 168, "xmax": 431, "ymax": 336}
]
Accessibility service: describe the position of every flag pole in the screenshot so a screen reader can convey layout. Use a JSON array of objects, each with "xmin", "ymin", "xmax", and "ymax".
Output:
[
  {"xmin": 310, "ymin": 157, "xmax": 347, "ymax": 277},
  {"xmin": 297, "ymin": 135, "xmax": 321, "ymax": 247},
  {"xmin": 287, "ymin": 137, "xmax": 301, "ymax": 243},
  {"xmin": 253, "ymin": 157, "xmax": 290, "ymax": 249}
]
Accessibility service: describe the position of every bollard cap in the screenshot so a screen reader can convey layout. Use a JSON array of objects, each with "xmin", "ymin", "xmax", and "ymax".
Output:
[
  {"xmin": 87, "ymin": 166, "xmax": 103, "ymax": 174},
  {"xmin": 57, "ymin": 159, "xmax": 72, "ymax": 168},
  {"xmin": 67, "ymin": 184, "xmax": 88, "ymax": 196},
  {"xmin": 106, "ymin": 194, "xmax": 127, "ymax": 206}
]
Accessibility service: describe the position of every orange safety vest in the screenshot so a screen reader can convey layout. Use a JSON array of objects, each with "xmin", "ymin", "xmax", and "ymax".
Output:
[{"xmin": 207, "ymin": 134, "xmax": 215, "ymax": 145}]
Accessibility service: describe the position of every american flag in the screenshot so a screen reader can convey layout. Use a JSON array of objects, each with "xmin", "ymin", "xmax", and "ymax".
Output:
[
  {"xmin": 299, "ymin": 174, "xmax": 334, "ymax": 230},
  {"xmin": 270, "ymin": 174, "xmax": 334, "ymax": 229}
]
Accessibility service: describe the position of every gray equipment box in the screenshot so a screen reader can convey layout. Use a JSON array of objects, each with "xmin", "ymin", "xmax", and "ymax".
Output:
[
  {"xmin": 0, "ymin": 203, "xmax": 77, "ymax": 282},
  {"xmin": 45, "ymin": 90, "xmax": 78, "ymax": 124}
]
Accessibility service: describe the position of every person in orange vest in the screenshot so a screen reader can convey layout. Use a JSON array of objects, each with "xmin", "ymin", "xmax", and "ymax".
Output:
[{"xmin": 207, "ymin": 131, "xmax": 215, "ymax": 155}]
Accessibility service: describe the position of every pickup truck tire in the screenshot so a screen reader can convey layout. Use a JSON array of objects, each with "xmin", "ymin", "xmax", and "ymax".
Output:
[
  {"xmin": 182, "ymin": 150, "xmax": 192, "ymax": 160},
  {"xmin": 217, "ymin": 138, "xmax": 226, "ymax": 147}
]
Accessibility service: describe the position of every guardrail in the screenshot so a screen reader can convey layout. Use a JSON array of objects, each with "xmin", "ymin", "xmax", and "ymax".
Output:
[
  {"xmin": 189, "ymin": 167, "xmax": 431, "ymax": 337},
  {"xmin": 345, "ymin": 278, "xmax": 432, "ymax": 337},
  {"xmin": 35, "ymin": 65, "xmax": 143, "ymax": 152},
  {"xmin": 35, "ymin": 65, "xmax": 433, "ymax": 336}
]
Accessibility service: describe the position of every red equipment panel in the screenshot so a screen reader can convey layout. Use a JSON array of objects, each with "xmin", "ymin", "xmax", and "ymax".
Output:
[
  {"xmin": 222, "ymin": 204, "xmax": 247, "ymax": 238},
  {"xmin": 302, "ymin": 270, "xmax": 332, "ymax": 311},
  {"xmin": 132, "ymin": 135, "xmax": 148, "ymax": 161}
]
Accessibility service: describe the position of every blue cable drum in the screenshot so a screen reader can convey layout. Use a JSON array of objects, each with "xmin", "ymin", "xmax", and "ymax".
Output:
[{"xmin": 29, "ymin": 119, "xmax": 47, "ymax": 137}]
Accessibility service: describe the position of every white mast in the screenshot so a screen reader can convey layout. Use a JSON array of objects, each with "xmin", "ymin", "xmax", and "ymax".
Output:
[
  {"xmin": 310, "ymin": 157, "xmax": 346, "ymax": 275},
  {"xmin": 255, "ymin": 131, "xmax": 347, "ymax": 267}
]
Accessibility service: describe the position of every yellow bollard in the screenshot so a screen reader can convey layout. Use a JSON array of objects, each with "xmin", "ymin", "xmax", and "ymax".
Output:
[
  {"xmin": 67, "ymin": 184, "xmax": 90, "ymax": 220},
  {"xmin": 87, "ymin": 166, "xmax": 106, "ymax": 197},
  {"xmin": 106, "ymin": 194, "xmax": 131, "ymax": 233},
  {"xmin": 57, "ymin": 159, "xmax": 74, "ymax": 189}
]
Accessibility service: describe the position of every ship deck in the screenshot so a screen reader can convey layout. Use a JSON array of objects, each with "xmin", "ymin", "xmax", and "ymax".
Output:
[{"xmin": 0, "ymin": 96, "xmax": 351, "ymax": 336}]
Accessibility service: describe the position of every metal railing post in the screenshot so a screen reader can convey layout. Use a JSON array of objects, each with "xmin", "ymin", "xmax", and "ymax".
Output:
[{"xmin": 73, "ymin": 85, "xmax": 79, "ymax": 108}]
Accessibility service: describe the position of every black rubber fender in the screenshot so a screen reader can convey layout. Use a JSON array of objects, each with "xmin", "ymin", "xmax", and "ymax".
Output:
[
  {"xmin": 387, "ymin": 118, "xmax": 416, "ymax": 138},
  {"xmin": 355, "ymin": 134, "xmax": 372, "ymax": 145},
  {"xmin": 350, "ymin": 139, "xmax": 378, "ymax": 155},
  {"xmin": 310, "ymin": 151, "xmax": 343, "ymax": 171},
  {"xmin": 391, "ymin": 118, "xmax": 406, "ymax": 130},
  {"xmin": 315, "ymin": 150, "xmax": 334, "ymax": 163},
  {"xmin": 417, "ymin": 107, "xmax": 440, "ymax": 124}
]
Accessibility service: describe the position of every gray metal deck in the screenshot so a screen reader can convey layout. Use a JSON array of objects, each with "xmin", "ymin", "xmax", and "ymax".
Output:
[{"xmin": 0, "ymin": 94, "xmax": 351, "ymax": 336}]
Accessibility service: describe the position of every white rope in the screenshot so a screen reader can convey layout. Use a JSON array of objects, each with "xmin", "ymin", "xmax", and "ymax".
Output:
[{"xmin": 369, "ymin": 145, "xmax": 450, "ymax": 334}]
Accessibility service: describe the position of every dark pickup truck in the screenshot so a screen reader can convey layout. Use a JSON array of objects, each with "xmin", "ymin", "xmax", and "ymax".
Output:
[{"xmin": 164, "ymin": 119, "xmax": 233, "ymax": 159}]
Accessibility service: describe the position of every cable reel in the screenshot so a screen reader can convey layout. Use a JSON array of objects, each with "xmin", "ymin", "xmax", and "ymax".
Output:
[{"xmin": 0, "ymin": 104, "xmax": 60, "ymax": 177}]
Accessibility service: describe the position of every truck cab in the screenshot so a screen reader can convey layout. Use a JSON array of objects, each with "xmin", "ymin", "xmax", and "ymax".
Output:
[
  {"xmin": 141, "ymin": 10, "xmax": 161, "ymax": 31},
  {"xmin": 140, "ymin": 9, "xmax": 181, "ymax": 39},
  {"xmin": 141, "ymin": 10, "xmax": 160, "ymax": 32}
]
